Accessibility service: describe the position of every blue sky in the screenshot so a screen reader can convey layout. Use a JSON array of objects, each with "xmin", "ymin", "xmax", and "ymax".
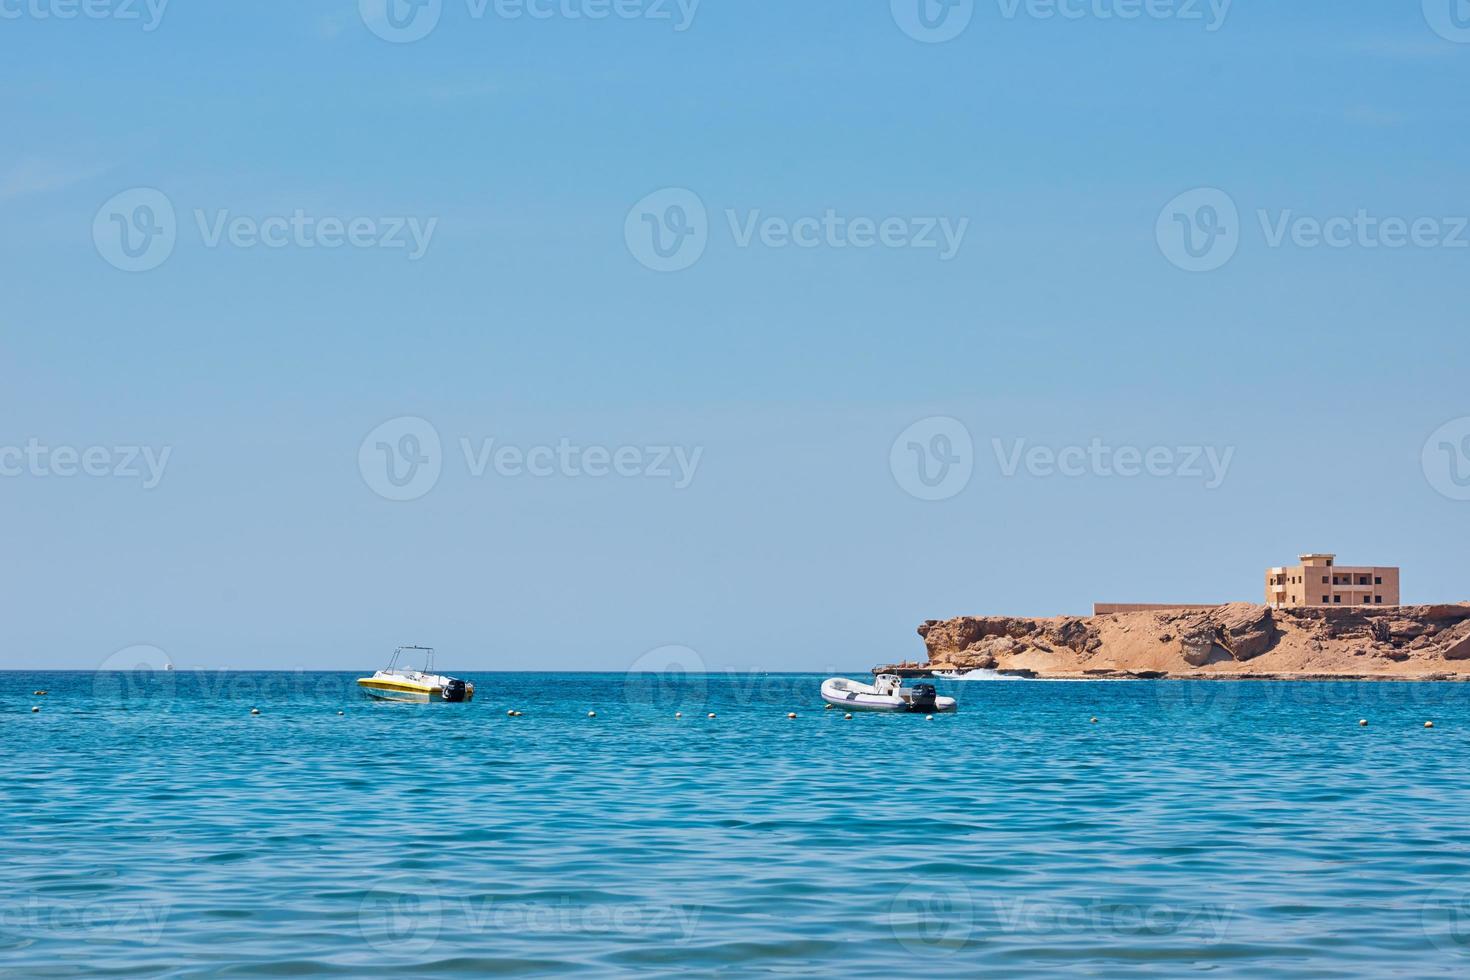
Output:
[{"xmin": 2, "ymin": 1, "xmax": 1468, "ymax": 670}]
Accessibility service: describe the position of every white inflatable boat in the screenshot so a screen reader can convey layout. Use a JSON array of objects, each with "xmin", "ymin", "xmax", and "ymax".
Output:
[{"xmin": 820, "ymin": 674, "xmax": 957, "ymax": 713}]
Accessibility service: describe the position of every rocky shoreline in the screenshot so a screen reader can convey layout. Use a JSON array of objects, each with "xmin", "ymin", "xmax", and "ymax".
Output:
[{"xmin": 875, "ymin": 603, "xmax": 1470, "ymax": 681}]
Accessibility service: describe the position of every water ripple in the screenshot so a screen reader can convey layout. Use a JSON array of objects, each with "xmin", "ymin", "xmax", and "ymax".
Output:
[{"xmin": 5, "ymin": 672, "xmax": 1470, "ymax": 976}]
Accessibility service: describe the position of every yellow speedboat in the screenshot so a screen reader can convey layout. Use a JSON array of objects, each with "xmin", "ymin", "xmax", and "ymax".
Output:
[{"xmin": 357, "ymin": 646, "xmax": 474, "ymax": 703}]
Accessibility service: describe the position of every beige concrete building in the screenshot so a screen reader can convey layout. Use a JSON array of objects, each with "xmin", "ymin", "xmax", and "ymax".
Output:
[{"xmin": 1266, "ymin": 554, "xmax": 1399, "ymax": 608}]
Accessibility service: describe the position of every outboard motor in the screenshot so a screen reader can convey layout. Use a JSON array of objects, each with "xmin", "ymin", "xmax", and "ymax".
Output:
[
  {"xmin": 907, "ymin": 683, "xmax": 939, "ymax": 713},
  {"xmin": 441, "ymin": 679, "xmax": 468, "ymax": 702}
]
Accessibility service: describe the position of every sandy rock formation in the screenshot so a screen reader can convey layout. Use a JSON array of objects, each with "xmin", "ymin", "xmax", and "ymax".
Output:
[
  {"xmin": 1440, "ymin": 620, "xmax": 1470, "ymax": 660},
  {"xmin": 903, "ymin": 603, "xmax": 1470, "ymax": 679},
  {"xmin": 1214, "ymin": 603, "xmax": 1277, "ymax": 660},
  {"xmin": 1178, "ymin": 626, "xmax": 1220, "ymax": 667}
]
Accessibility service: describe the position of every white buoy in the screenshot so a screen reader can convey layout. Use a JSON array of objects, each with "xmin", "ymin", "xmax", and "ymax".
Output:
[
  {"xmin": 250, "ymin": 708, "xmax": 260, "ymax": 715},
  {"xmin": 787, "ymin": 712, "xmax": 796, "ymax": 719},
  {"xmin": 588, "ymin": 711, "xmax": 596, "ymax": 718},
  {"xmin": 844, "ymin": 713, "xmax": 852, "ymax": 720},
  {"xmin": 1090, "ymin": 717, "xmax": 1098, "ymax": 724},
  {"xmin": 32, "ymin": 706, "xmax": 40, "ymax": 713},
  {"xmin": 707, "ymin": 712, "xmax": 716, "ymax": 719},
  {"xmin": 674, "ymin": 712, "xmax": 682, "ymax": 719},
  {"xmin": 1359, "ymin": 719, "xmax": 1367, "ymax": 727},
  {"xmin": 337, "ymin": 710, "xmax": 344, "ymax": 716},
  {"xmin": 926, "ymin": 715, "xmax": 934, "ymax": 721},
  {"xmin": 1425, "ymin": 721, "xmax": 1435, "ymax": 729}
]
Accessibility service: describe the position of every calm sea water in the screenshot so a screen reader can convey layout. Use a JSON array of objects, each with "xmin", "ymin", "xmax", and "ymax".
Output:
[{"xmin": 5, "ymin": 670, "xmax": 1470, "ymax": 977}]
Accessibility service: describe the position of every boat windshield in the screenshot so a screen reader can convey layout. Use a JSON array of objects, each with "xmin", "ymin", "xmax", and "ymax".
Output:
[{"xmin": 387, "ymin": 645, "xmax": 435, "ymax": 673}]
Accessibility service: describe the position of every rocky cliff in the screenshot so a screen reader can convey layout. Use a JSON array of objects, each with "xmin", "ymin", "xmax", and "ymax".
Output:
[{"xmin": 881, "ymin": 603, "xmax": 1470, "ymax": 680}]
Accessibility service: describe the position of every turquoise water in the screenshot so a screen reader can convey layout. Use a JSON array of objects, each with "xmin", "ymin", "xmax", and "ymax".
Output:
[{"xmin": 5, "ymin": 671, "xmax": 1470, "ymax": 977}]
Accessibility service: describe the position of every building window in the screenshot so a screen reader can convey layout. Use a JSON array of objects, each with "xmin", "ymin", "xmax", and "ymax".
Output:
[
  {"xmin": 1322, "ymin": 576, "xmax": 1329, "ymax": 584},
  {"xmin": 1358, "ymin": 576, "xmax": 1368, "ymax": 585},
  {"xmin": 1362, "ymin": 596, "xmax": 1371, "ymax": 604},
  {"xmin": 1375, "ymin": 596, "xmax": 1383, "ymax": 604},
  {"xmin": 1375, "ymin": 577, "xmax": 1382, "ymax": 585},
  {"xmin": 1322, "ymin": 595, "xmax": 1330, "ymax": 603},
  {"xmin": 1333, "ymin": 595, "xmax": 1341, "ymax": 604}
]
